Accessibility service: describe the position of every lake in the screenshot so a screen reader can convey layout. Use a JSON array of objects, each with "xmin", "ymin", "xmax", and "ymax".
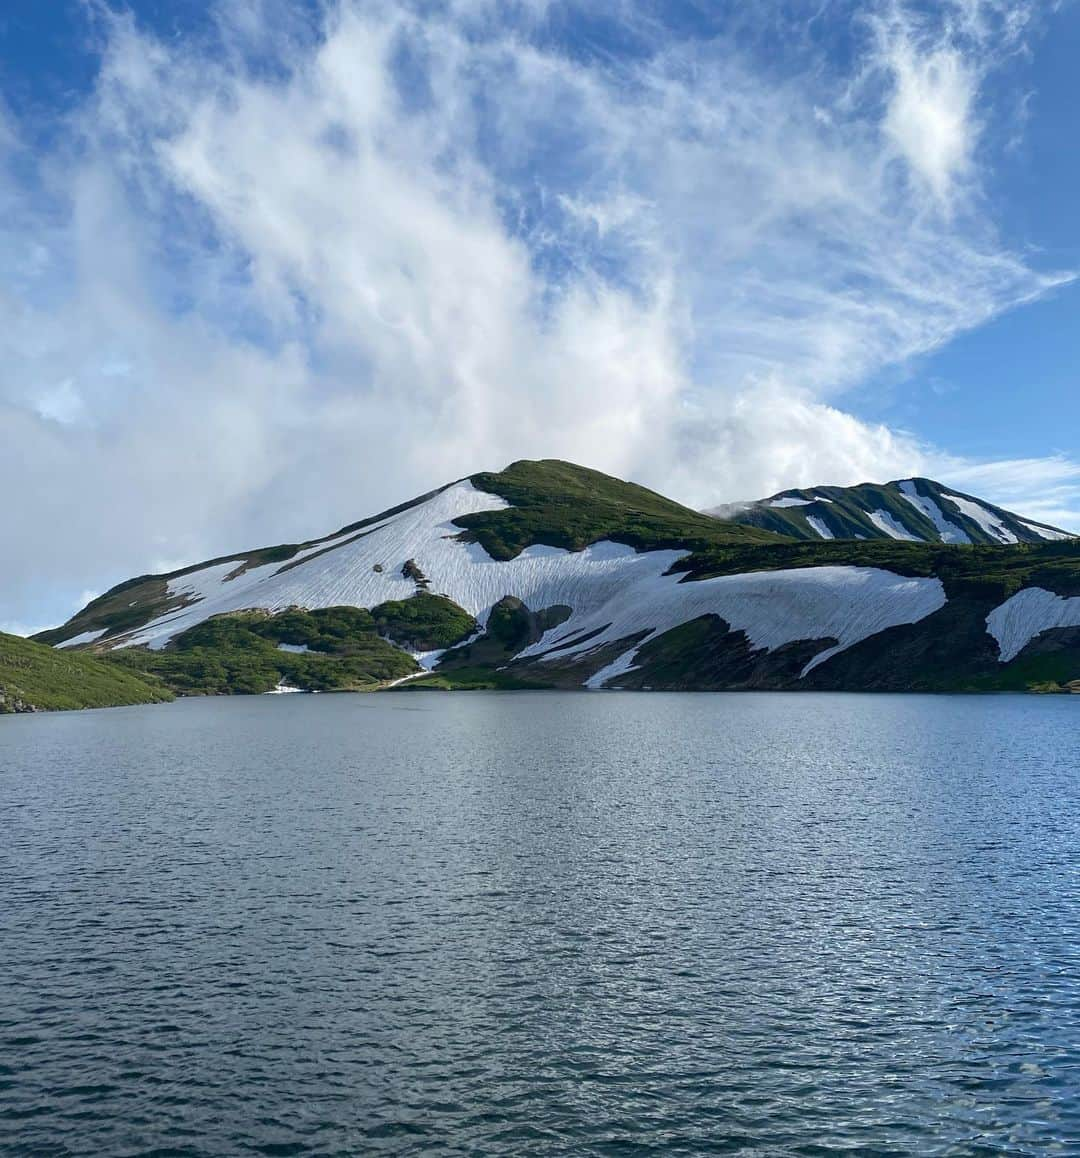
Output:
[{"xmin": 1, "ymin": 692, "xmax": 1078, "ymax": 1155}]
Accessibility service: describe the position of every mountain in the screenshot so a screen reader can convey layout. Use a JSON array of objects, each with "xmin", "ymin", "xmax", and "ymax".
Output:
[
  {"xmin": 708, "ymin": 477, "xmax": 1073, "ymax": 545},
  {"xmin": 36, "ymin": 459, "xmax": 1080, "ymax": 697},
  {"xmin": 0, "ymin": 631, "xmax": 172, "ymax": 713}
]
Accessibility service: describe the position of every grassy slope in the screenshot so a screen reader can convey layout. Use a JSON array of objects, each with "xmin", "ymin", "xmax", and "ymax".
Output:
[
  {"xmin": 102, "ymin": 596, "xmax": 477, "ymax": 696},
  {"xmin": 0, "ymin": 632, "xmax": 172, "ymax": 713},
  {"xmin": 679, "ymin": 537, "xmax": 1080, "ymax": 601},
  {"xmin": 461, "ymin": 459, "xmax": 782, "ymax": 558}
]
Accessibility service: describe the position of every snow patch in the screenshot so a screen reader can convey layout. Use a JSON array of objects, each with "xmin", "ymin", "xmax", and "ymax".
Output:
[
  {"xmin": 897, "ymin": 481, "xmax": 970, "ymax": 544},
  {"xmin": 768, "ymin": 496, "xmax": 814, "ymax": 508},
  {"xmin": 805, "ymin": 516, "xmax": 835, "ymax": 540},
  {"xmin": 55, "ymin": 628, "xmax": 108, "ymax": 649},
  {"xmin": 277, "ymin": 643, "xmax": 310, "ymax": 654},
  {"xmin": 1017, "ymin": 519, "xmax": 1072, "ymax": 543},
  {"xmin": 866, "ymin": 509, "xmax": 921, "ymax": 542},
  {"xmin": 942, "ymin": 493, "xmax": 1018, "ymax": 544},
  {"xmin": 986, "ymin": 588, "xmax": 1080, "ymax": 663},
  {"xmin": 410, "ymin": 649, "xmax": 446, "ymax": 671},
  {"xmin": 265, "ymin": 683, "xmax": 303, "ymax": 694}
]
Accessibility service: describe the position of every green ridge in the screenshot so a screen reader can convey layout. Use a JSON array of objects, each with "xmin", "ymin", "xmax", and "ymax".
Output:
[
  {"xmin": 461, "ymin": 459, "xmax": 782, "ymax": 559},
  {"xmin": 0, "ymin": 632, "xmax": 172, "ymax": 713}
]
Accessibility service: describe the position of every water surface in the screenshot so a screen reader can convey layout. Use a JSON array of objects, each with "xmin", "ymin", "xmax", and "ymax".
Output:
[{"xmin": 1, "ymin": 692, "xmax": 1078, "ymax": 1155}]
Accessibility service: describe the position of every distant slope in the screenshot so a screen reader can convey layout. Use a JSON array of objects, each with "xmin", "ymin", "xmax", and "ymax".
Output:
[
  {"xmin": 0, "ymin": 632, "xmax": 172, "ymax": 713},
  {"xmin": 709, "ymin": 478, "xmax": 1073, "ymax": 545}
]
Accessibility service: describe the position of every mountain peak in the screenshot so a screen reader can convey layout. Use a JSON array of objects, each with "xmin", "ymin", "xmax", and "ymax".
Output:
[{"xmin": 709, "ymin": 476, "xmax": 1073, "ymax": 545}]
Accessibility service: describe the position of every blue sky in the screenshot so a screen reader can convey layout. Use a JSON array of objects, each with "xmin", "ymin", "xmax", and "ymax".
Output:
[{"xmin": 2, "ymin": 0, "xmax": 1080, "ymax": 632}]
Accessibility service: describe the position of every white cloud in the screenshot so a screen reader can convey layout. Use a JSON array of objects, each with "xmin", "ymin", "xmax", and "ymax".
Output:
[
  {"xmin": 934, "ymin": 455, "xmax": 1080, "ymax": 530},
  {"xmin": 0, "ymin": 622, "xmax": 50, "ymax": 639},
  {"xmin": 882, "ymin": 40, "xmax": 976, "ymax": 203},
  {"xmin": 0, "ymin": 0, "xmax": 1075, "ymax": 629}
]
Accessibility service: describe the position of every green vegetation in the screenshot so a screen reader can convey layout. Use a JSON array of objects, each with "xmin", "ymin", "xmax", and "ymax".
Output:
[
  {"xmin": 33, "ymin": 575, "xmax": 173, "ymax": 646},
  {"xmin": 461, "ymin": 459, "xmax": 781, "ymax": 559},
  {"xmin": 371, "ymin": 592, "xmax": 476, "ymax": 650},
  {"xmin": 0, "ymin": 632, "xmax": 172, "ymax": 713},
  {"xmin": 679, "ymin": 536, "xmax": 1080, "ymax": 601},
  {"xmin": 960, "ymin": 649, "xmax": 1080, "ymax": 693},
  {"xmin": 436, "ymin": 596, "xmax": 571, "ymax": 672},
  {"xmin": 100, "ymin": 595, "xmax": 476, "ymax": 697}
]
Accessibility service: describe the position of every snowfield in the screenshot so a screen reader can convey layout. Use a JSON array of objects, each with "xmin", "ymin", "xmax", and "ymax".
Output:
[
  {"xmin": 987, "ymin": 588, "xmax": 1080, "ymax": 663},
  {"xmin": 102, "ymin": 480, "xmax": 949, "ymax": 685},
  {"xmin": 522, "ymin": 566, "xmax": 948, "ymax": 687},
  {"xmin": 121, "ymin": 482, "xmax": 509, "ymax": 649}
]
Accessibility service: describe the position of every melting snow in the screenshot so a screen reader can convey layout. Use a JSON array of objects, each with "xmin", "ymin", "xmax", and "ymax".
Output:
[
  {"xmin": 411, "ymin": 649, "xmax": 447, "ymax": 671},
  {"xmin": 897, "ymin": 482, "xmax": 970, "ymax": 544},
  {"xmin": 986, "ymin": 588, "xmax": 1080, "ymax": 662},
  {"xmin": 768, "ymin": 497, "xmax": 815, "ymax": 508},
  {"xmin": 1017, "ymin": 519, "xmax": 1072, "ymax": 543},
  {"xmin": 107, "ymin": 480, "xmax": 946, "ymax": 687},
  {"xmin": 277, "ymin": 643, "xmax": 310, "ymax": 654},
  {"xmin": 805, "ymin": 516, "xmax": 835, "ymax": 540},
  {"xmin": 942, "ymin": 493, "xmax": 1018, "ymax": 544},
  {"xmin": 867, "ymin": 510, "xmax": 921, "ymax": 542},
  {"xmin": 120, "ymin": 482, "xmax": 509, "ymax": 649},
  {"xmin": 55, "ymin": 628, "xmax": 108, "ymax": 649},
  {"xmin": 527, "ymin": 566, "xmax": 947, "ymax": 687}
]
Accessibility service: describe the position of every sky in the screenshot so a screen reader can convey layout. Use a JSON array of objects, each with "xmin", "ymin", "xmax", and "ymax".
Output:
[{"xmin": 2, "ymin": 0, "xmax": 1080, "ymax": 634}]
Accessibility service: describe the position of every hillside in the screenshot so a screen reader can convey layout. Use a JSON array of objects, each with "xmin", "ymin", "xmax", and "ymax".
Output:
[
  {"xmin": 0, "ymin": 631, "xmax": 172, "ymax": 713},
  {"xmin": 35, "ymin": 459, "xmax": 1080, "ymax": 697},
  {"xmin": 35, "ymin": 460, "xmax": 778, "ymax": 651},
  {"xmin": 709, "ymin": 477, "xmax": 1073, "ymax": 545}
]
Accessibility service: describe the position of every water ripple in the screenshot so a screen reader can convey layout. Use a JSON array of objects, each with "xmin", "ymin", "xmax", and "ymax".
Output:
[{"xmin": 1, "ymin": 692, "xmax": 1078, "ymax": 1156}]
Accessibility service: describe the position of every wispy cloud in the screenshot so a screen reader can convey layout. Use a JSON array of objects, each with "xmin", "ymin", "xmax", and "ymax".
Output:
[
  {"xmin": 0, "ymin": 0, "xmax": 1075, "ymax": 627},
  {"xmin": 935, "ymin": 455, "xmax": 1080, "ymax": 528}
]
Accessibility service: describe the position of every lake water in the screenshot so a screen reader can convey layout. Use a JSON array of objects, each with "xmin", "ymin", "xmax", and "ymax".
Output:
[{"xmin": 1, "ymin": 692, "xmax": 1078, "ymax": 1156}]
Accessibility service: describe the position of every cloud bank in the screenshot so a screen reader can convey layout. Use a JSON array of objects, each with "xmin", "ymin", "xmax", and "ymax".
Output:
[{"xmin": 0, "ymin": 0, "xmax": 1074, "ymax": 630}]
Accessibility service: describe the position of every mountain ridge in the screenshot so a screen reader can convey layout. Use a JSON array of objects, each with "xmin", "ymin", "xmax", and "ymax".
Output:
[
  {"xmin": 30, "ymin": 459, "xmax": 1080, "ymax": 699},
  {"xmin": 707, "ymin": 476, "xmax": 1073, "ymax": 545}
]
